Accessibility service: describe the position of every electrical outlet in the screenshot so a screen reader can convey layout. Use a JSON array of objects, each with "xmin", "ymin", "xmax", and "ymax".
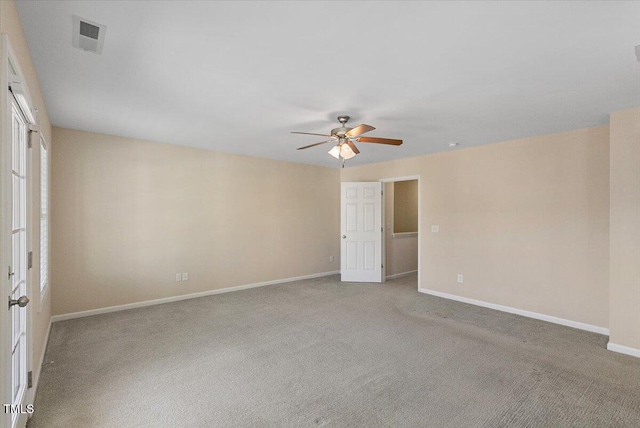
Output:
[
  {"xmin": 329, "ymin": 255, "xmax": 334, "ymax": 262},
  {"xmin": 176, "ymin": 273, "xmax": 182, "ymax": 282},
  {"xmin": 457, "ymin": 274, "xmax": 464, "ymax": 283},
  {"xmin": 182, "ymin": 272, "xmax": 189, "ymax": 281}
]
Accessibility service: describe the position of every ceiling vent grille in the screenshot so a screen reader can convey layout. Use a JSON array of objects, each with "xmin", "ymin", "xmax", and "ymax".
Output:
[{"xmin": 72, "ymin": 15, "xmax": 106, "ymax": 55}]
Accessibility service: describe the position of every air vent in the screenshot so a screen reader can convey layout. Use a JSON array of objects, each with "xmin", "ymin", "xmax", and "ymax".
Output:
[
  {"xmin": 72, "ymin": 15, "xmax": 106, "ymax": 55},
  {"xmin": 80, "ymin": 21, "xmax": 100, "ymax": 40}
]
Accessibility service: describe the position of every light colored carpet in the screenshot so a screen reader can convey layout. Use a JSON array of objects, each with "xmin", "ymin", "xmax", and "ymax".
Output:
[{"xmin": 29, "ymin": 274, "xmax": 640, "ymax": 427}]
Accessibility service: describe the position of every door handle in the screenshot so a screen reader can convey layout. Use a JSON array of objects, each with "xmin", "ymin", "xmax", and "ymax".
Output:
[
  {"xmin": 342, "ymin": 235, "xmax": 346, "ymax": 239},
  {"xmin": 8, "ymin": 295, "xmax": 29, "ymax": 309}
]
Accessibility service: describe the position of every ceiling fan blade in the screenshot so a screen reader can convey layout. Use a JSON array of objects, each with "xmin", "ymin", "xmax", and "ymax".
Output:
[
  {"xmin": 346, "ymin": 140, "xmax": 360, "ymax": 154},
  {"xmin": 358, "ymin": 136, "xmax": 403, "ymax": 146},
  {"xmin": 346, "ymin": 124, "xmax": 375, "ymax": 137},
  {"xmin": 291, "ymin": 131, "xmax": 333, "ymax": 138},
  {"xmin": 297, "ymin": 140, "xmax": 334, "ymax": 150}
]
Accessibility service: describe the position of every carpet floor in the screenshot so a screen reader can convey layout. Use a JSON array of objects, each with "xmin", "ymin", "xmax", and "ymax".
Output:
[{"xmin": 29, "ymin": 274, "xmax": 640, "ymax": 427}]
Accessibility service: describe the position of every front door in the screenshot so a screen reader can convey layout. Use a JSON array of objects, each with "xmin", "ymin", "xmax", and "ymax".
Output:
[
  {"xmin": 341, "ymin": 182, "xmax": 382, "ymax": 282},
  {"xmin": 5, "ymin": 97, "xmax": 31, "ymax": 428}
]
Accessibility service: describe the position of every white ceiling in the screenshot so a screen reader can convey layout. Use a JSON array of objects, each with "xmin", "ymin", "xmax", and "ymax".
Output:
[{"xmin": 17, "ymin": 1, "xmax": 640, "ymax": 168}]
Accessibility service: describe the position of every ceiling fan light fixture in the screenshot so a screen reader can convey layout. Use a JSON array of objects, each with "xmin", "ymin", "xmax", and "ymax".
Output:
[
  {"xmin": 340, "ymin": 143, "xmax": 356, "ymax": 160},
  {"xmin": 328, "ymin": 145, "xmax": 341, "ymax": 159}
]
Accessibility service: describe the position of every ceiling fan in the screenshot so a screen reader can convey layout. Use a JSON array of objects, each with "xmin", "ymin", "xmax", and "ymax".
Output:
[{"xmin": 292, "ymin": 115, "xmax": 402, "ymax": 165}]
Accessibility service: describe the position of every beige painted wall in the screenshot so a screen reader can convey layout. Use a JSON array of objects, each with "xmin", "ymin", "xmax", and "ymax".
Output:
[
  {"xmin": 393, "ymin": 180, "xmax": 418, "ymax": 233},
  {"xmin": 609, "ymin": 108, "xmax": 640, "ymax": 350},
  {"xmin": 1, "ymin": 0, "xmax": 53, "ymax": 391},
  {"xmin": 343, "ymin": 126, "xmax": 610, "ymax": 328},
  {"xmin": 384, "ymin": 182, "xmax": 418, "ymax": 277},
  {"xmin": 51, "ymin": 127, "xmax": 340, "ymax": 315}
]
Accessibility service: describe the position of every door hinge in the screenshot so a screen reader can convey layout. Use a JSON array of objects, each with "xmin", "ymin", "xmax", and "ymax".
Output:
[
  {"xmin": 28, "ymin": 371, "xmax": 33, "ymax": 389},
  {"xmin": 28, "ymin": 126, "xmax": 38, "ymax": 149},
  {"xmin": 382, "ymin": 264, "xmax": 384, "ymax": 269},
  {"xmin": 381, "ymin": 227, "xmax": 383, "ymax": 232},
  {"xmin": 28, "ymin": 251, "xmax": 33, "ymax": 269}
]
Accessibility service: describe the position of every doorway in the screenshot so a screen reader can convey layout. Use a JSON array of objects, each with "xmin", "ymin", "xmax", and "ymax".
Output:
[{"xmin": 380, "ymin": 176, "xmax": 420, "ymax": 289}]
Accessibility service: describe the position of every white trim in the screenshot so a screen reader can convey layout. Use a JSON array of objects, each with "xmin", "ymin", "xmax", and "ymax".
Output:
[
  {"xmin": 418, "ymin": 287, "xmax": 610, "ymax": 335},
  {"xmin": 379, "ymin": 176, "xmax": 420, "ymax": 183},
  {"xmin": 39, "ymin": 134, "xmax": 49, "ymax": 310},
  {"xmin": 9, "ymin": 77, "xmax": 36, "ymax": 124},
  {"xmin": 386, "ymin": 270, "xmax": 418, "ymax": 280},
  {"xmin": 392, "ymin": 232, "xmax": 417, "ymax": 238},
  {"xmin": 52, "ymin": 270, "xmax": 340, "ymax": 322},
  {"xmin": 607, "ymin": 342, "xmax": 640, "ymax": 359},
  {"xmin": 0, "ymin": 35, "xmax": 12, "ymax": 427},
  {"xmin": 38, "ymin": 285, "xmax": 49, "ymax": 314},
  {"xmin": 32, "ymin": 318, "xmax": 52, "ymax": 395}
]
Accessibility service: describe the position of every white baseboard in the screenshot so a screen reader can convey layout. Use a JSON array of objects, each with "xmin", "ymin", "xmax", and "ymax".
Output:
[
  {"xmin": 33, "ymin": 318, "xmax": 52, "ymax": 394},
  {"xmin": 52, "ymin": 270, "xmax": 340, "ymax": 322},
  {"xmin": 418, "ymin": 287, "xmax": 609, "ymax": 336},
  {"xmin": 386, "ymin": 270, "xmax": 418, "ymax": 280},
  {"xmin": 607, "ymin": 342, "xmax": 640, "ymax": 359}
]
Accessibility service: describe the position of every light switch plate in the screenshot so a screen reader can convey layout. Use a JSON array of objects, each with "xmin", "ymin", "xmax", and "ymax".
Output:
[
  {"xmin": 182, "ymin": 272, "xmax": 189, "ymax": 281},
  {"xmin": 431, "ymin": 225, "xmax": 439, "ymax": 233},
  {"xmin": 176, "ymin": 273, "xmax": 182, "ymax": 282}
]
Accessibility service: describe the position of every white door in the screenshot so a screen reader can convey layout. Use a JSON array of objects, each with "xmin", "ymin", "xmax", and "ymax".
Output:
[
  {"xmin": 5, "ymin": 98, "xmax": 31, "ymax": 428},
  {"xmin": 341, "ymin": 182, "xmax": 382, "ymax": 282}
]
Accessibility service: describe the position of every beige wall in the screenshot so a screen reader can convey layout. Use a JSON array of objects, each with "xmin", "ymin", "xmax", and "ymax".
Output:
[
  {"xmin": 343, "ymin": 126, "xmax": 610, "ymax": 328},
  {"xmin": 384, "ymin": 182, "xmax": 418, "ymax": 277},
  {"xmin": 1, "ymin": 0, "xmax": 53, "ymax": 391},
  {"xmin": 51, "ymin": 127, "xmax": 340, "ymax": 315},
  {"xmin": 393, "ymin": 180, "xmax": 418, "ymax": 233},
  {"xmin": 609, "ymin": 108, "xmax": 640, "ymax": 350}
]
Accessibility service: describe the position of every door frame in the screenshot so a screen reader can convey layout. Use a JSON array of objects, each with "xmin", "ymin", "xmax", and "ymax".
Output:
[
  {"xmin": 379, "ymin": 175, "xmax": 421, "ymax": 289},
  {"xmin": 1, "ymin": 34, "xmax": 37, "ymax": 426}
]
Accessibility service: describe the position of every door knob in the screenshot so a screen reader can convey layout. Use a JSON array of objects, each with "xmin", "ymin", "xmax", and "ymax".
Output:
[
  {"xmin": 342, "ymin": 235, "xmax": 346, "ymax": 239},
  {"xmin": 8, "ymin": 295, "xmax": 29, "ymax": 309}
]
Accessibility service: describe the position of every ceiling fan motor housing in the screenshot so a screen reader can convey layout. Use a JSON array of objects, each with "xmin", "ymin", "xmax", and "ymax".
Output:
[
  {"xmin": 333, "ymin": 115, "xmax": 352, "ymax": 137},
  {"xmin": 331, "ymin": 127, "xmax": 352, "ymax": 138}
]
